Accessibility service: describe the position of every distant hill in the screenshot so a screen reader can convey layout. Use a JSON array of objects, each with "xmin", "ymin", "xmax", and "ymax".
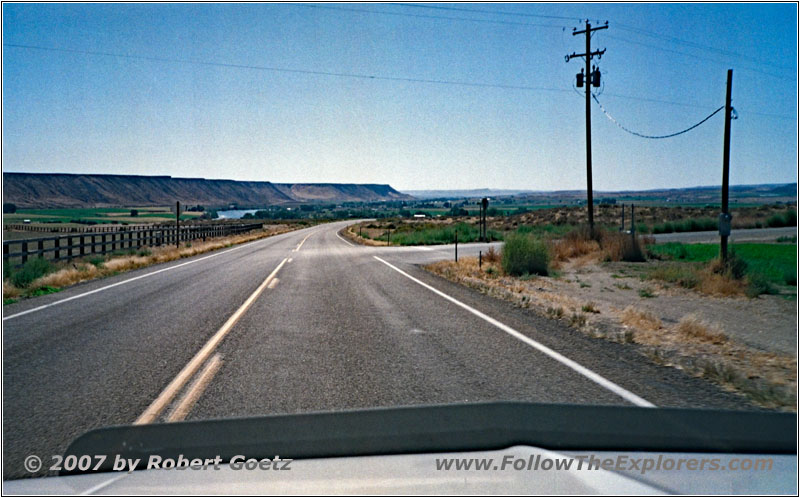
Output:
[
  {"xmin": 2, "ymin": 173, "xmax": 414, "ymax": 208},
  {"xmin": 403, "ymin": 188, "xmax": 536, "ymax": 199}
]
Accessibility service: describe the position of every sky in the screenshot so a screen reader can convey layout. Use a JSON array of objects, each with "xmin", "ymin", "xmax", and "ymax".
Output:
[{"xmin": 2, "ymin": 2, "xmax": 797, "ymax": 192}]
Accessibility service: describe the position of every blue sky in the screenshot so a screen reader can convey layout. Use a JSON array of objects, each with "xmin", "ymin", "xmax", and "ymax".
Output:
[{"xmin": 2, "ymin": 3, "xmax": 797, "ymax": 191}]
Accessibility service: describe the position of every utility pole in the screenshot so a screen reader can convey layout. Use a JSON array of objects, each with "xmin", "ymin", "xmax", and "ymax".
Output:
[
  {"xmin": 567, "ymin": 20, "xmax": 607, "ymax": 235},
  {"xmin": 720, "ymin": 69, "xmax": 734, "ymax": 263}
]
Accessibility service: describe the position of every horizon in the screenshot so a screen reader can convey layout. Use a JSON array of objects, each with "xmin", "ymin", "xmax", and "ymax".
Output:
[
  {"xmin": 3, "ymin": 170, "xmax": 795, "ymax": 196},
  {"xmin": 3, "ymin": 3, "xmax": 797, "ymax": 191}
]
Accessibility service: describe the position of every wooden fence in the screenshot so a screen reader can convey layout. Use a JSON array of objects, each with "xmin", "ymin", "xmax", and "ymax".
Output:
[
  {"xmin": 4, "ymin": 223, "xmax": 155, "ymax": 233},
  {"xmin": 3, "ymin": 223, "xmax": 263, "ymax": 267}
]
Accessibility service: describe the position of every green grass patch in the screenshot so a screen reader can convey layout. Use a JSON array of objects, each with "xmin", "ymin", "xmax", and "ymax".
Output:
[
  {"xmin": 28, "ymin": 285, "xmax": 60, "ymax": 297},
  {"xmin": 4, "ymin": 298, "xmax": 18, "ymax": 305},
  {"xmin": 389, "ymin": 222, "xmax": 502, "ymax": 245},
  {"xmin": 650, "ymin": 242, "xmax": 795, "ymax": 287}
]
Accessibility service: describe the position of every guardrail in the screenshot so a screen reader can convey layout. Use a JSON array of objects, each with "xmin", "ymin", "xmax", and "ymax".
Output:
[{"xmin": 3, "ymin": 223, "xmax": 263, "ymax": 267}]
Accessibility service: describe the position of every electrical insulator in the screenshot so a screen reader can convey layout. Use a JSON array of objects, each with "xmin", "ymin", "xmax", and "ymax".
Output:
[
  {"xmin": 592, "ymin": 68, "xmax": 601, "ymax": 87},
  {"xmin": 576, "ymin": 69, "xmax": 584, "ymax": 88}
]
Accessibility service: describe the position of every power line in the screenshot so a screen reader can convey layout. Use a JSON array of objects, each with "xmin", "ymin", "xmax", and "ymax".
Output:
[
  {"xmin": 3, "ymin": 43, "xmax": 572, "ymax": 94},
  {"xmin": 393, "ymin": 3, "xmax": 580, "ymax": 21},
  {"xmin": 606, "ymin": 34, "xmax": 795, "ymax": 81},
  {"xmin": 615, "ymin": 23, "xmax": 794, "ymax": 72},
  {"xmin": 592, "ymin": 94, "xmax": 725, "ymax": 139},
  {"xmin": 391, "ymin": 4, "xmax": 790, "ymax": 73},
  {"xmin": 6, "ymin": 43, "xmax": 794, "ymax": 121},
  {"xmin": 295, "ymin": 4, "xmax": 567, "ymax": 29}
]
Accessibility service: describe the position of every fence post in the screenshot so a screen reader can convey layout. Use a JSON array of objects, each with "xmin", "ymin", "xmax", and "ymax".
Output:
[
  {"xmin": 102, "ymin": 234, "xmax": 107, "ymax": 254},
  {"xmin": 620, "ymin": 203, "xmax": 625, "ymax": 232},
  {"xmin": 54, "ymin": 237, "xmax": 61, "ymax": 260},
  {"xmin": 38, "ymin": 240, "xmax": 44, "ymax": 259},
  {"xmin": 455, "ymin": 231, "xmax": 458, "ymax": 262},
  {"xmin": 21, "ymin": 241, "xmax": 28, "ymax": 264},
  {"xmin": 479, "ymin": 250, "xmax": 482, "ymax": 268},
  {"xmin": 80, "ymin": 235, "xmax": 86, "ymax": 257},
  {"xmin": 3, "ymin": 243, "xmax": 9, "ymax": 267}
]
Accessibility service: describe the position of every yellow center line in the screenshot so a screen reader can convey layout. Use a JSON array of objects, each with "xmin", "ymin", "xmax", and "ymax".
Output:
[
  {"xmin": 166, "ymin": 353, "xmax": 223, "ymax": 423},
  {"xmin": 134, "ymin": 257, "xmax": 288, "ymax": 425},
  {"xmin": 293, "ymin": 231, "xmax": 314, "ymax": 252}
]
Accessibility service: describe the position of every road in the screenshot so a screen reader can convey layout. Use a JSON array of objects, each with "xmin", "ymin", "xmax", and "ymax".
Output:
[
  {"xmin": 653, "ymin": 226, "xmax": 795, "ymax": 243},
  {"xmin": 3, "ymin": 221, "xmax": 753, "ymax": 479}
]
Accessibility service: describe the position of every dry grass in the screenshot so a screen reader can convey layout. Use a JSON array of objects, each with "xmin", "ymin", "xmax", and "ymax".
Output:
[
  {"xmin": 424, "ymin": 258, "xmax": 796, "ymax": 410},
  {"xmin": 695, "ymin": 269, "xmax": 746, "ymax": 296},
  {"xmin": 484, "ymin": 246, "xmax": 500, "ymax": 263},
  {"xmin": 550, "ymin": 232, "xmax": 599, "ymax": 262},
  {"xmin": 32, "ymin": 264, "xmax": 100, "ymax": 289},
  {"xmin": 675, "ymin": 313, "xmax": 728, "ymax": 345},
  {"xmin": 3, "ymin": 281, "xmax": 21, "ymax": 299},
  {"xmin": 620, "ymin": 306, "xmax": 662, "ymax": 331},
  {"xmin": 4, "ymin": 225, "xmax": 299, "ymax": 299},
  {"xmin": 344, "ymin": 225, "xmax": 389, "ymax": 246},
  {"xmin": 600, "ymin": 231, "xmax": 647, "ymax": 262}
]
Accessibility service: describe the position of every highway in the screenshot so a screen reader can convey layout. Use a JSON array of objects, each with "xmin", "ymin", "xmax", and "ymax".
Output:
[{"xmin": 3, "ymin": 221, "xmax": 753, "ymax": 479}]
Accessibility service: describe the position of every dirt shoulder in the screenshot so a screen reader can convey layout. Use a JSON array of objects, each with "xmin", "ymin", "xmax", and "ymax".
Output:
[{"xmin": 425, "ymin": 255, "xmax": 796, "ymax": 411}]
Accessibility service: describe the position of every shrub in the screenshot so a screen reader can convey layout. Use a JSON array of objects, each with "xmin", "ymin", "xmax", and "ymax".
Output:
[
  {"xmin": 638, "ymin": 287, "xmax": 655, "ymax": 298},
  {"xmin": 766, "ymin": 210, "xmax": 797, "ymax": 228},
  {"xmin": 709, "ymin": 250, "xmax": 748, "ymax": 280},
  {"xmin": 484, "ymin": 246, "xmax": 500, "ymax": 263},
  {"xmin": 11, "ymin": 258, "xmax": 53, "ymax": 288},
  {"xmin": 601, "ymin": 231, "xmax": 646, "ymax": 262},
  {"xmin": 647, "ymin": 264, "xmax": 699, "ymax": 289},
  {"xmin": 551, "ymin": 228, "xmax": 599, "ymax": 261},
  {"xmin": 746, "ymin": 273, "xmax": 776, "ymax": 298},
  {"xmin": 501, "ymin": 233, "xmax": 550, "ymax": 277}
]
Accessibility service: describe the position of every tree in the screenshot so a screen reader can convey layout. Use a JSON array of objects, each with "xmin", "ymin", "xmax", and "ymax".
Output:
[
  {"xmin": 130, "ymin": 209, "xmax": 139, "ymax": 217},
  {"xmin": 3, "ymin": 203, "xmax": 16, "ymax": 214}
]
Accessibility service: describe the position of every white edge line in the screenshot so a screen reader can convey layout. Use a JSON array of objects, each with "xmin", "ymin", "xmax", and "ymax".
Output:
[
  {"xmin": 373, "ymin": 256, "xmax": 656, "ymax": 408},
  {"xmin": 79, "ymin": 472, "xmax": 128, "ymax": 495},
  {"xmin": 335, "ymin": 230, "xmax": 355, "ymax": 246},
  {"xmin": 3, "ymin": 227, "xmax": 305, "ymax": 321}
]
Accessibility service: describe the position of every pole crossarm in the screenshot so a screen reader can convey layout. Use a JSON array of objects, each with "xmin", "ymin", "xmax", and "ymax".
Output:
[{"xmin": 566, "ymin": 49, "xmax": 605, "ymax": 62}]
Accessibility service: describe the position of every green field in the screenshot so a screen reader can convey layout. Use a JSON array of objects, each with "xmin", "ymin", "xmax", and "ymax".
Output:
[
  {"xmin": 4, "ymin": 207, "xmax": 201, "ymax": 225},
  {"xmin": 366, "ymin": 222, "xmax": 503, "ymax": 245},
  {"xmin": 650, "ymin": 242, "xmax": 797, "ymax": 286}
]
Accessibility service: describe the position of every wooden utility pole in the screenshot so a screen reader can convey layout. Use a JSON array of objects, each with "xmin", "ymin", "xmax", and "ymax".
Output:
[
  {"xmin": 720, "ymin": 69, "xmax": 733, "ymax": 263},
  {"xmin": 567, "ymin": 20, "xmax": 607, "ymax": 235}
]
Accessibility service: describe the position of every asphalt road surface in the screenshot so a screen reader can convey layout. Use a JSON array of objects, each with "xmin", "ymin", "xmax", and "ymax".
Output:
[{"xmin": 3, "ymin": 221, "xmax": 756, "ymax": 479}]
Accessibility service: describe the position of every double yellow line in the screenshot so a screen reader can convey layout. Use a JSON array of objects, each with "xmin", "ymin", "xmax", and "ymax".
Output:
[{"xmin": 134, "ymin": 257, "xmax": 288, "ymax": 425}]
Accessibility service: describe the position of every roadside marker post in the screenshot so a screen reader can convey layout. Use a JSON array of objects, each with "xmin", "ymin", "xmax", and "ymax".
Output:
[
  {"xmin": 455, "ymin": 231, "xmax": 458, "ymax": 262},
  {"xmin": 479, "ymin": 250, "xmax": 482, "ymax": 269}
]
